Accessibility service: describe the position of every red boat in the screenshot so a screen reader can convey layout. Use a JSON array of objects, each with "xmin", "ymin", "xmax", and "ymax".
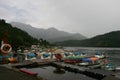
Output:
[
  {"xmin": 64, "ymin": 60, "xmax": 76, "ymax": 63},
  {"xmin": 64, "ymin": 59, "xmax": 81, "ymax": 63},
  {"xmin": 19, "ymin": 68, "xmax": 38, "ymax": 76}
]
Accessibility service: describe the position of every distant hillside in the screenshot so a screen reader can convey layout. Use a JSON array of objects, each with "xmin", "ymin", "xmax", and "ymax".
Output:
[
  {"xmin": 0, "ymin": 19, "xmax": 38, "ymax": 50},
  {"xmin": 56, "ymin": 31, "xmax": 120, "ymax": 47},
  {"xmin": 11, "ymin": 22, "xmax": 87, "ymax": 43}
]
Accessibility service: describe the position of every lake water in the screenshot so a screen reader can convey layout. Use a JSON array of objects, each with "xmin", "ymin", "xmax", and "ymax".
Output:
[
  {"xmin": 28, "ymin": 66, "xmax": 96, "ymax": 80},
  {"xmin": 28, "ymin": 47, "xmax": 120, "ymax": 80},
  {"xmin": 64, "ymin": 47, "xmax": 120, "ymax": 66}
]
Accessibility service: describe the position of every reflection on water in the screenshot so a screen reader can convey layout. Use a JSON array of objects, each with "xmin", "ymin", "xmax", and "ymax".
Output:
[
  {"xmin": 53, "ymin": 68, "xmax": 65, "ymax": 74},
  {"xmin": 28, "ymin": 47, "xmax": 120, "ymax": 80},
  {"xmin": 28, "ymin": 66, "xmax": 96, "ymax": 80}
]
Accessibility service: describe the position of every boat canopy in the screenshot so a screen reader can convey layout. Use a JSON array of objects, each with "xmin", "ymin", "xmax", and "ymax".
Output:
[
  {"xmin": 27, "ymin": 53, "xmax": 36, "ymax": 58},
  {"xmin": 95, "ymin": 52, "xmax": 103, "ymax": 55},
  {"xmin": 74, "ymin": 51, "xmax": 80, "ymax": 56},
  {"xmin": 55, "ymin": 54, "xmax": 62, "ymax": 59},
  {"xmin": 43, "ymin": 53, "xmax": 51, "ymax": 58},
  {"xmin": 81, "ymin": 58, "xmax": 92, "ymax": 62},
  {"xmin": 65, "ymin": 52, "xmax": 70, "ymax": 56}
]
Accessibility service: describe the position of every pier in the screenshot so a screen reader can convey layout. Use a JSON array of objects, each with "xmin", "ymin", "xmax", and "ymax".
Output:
[
  {"xmin": 4, "ymin": 58, "xmax": 120, "ymax": 80},
  {"xmin": 12, "ymin": 59, "xmax": 56, "ymax": 68},
  {"xmin": 51, "ymin": 62, "xmax": 119, "ymax": 80}
]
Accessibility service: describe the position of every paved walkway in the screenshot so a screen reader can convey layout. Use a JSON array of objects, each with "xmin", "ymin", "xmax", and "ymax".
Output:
[{"xmin": 0, "ymin": 66, "xmax": 42, "ymax": 80}]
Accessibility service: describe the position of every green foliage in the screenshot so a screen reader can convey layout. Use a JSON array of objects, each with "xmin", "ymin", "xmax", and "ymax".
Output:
[
  {"xmin": 56, "ymin": 31, "xmax": 120, "ymax": 47},
  {"xmin": 0, "ymin": 19, "xmax": 38, "ymax": 51},
  {"xmin": 38, "ymin": 38, "xmax": 50, "ymax": 49}
]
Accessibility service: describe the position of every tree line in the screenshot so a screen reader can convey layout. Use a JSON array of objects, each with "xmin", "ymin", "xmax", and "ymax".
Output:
[
  {"xmin": 56, "ymin": 31, "xmax": 120, "ymax": 47},
  {"xmin": 0, "ymin": 19, "xmax": 51, "ymax": 51}
]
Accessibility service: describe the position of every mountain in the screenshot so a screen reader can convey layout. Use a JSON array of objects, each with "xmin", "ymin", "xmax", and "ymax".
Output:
[
  {"xmin": 11, "ymin": 22, "xmax": 87, "ymax": 43},
  {"xmin": 0, "ymin": 19, "xmax": 38, "ymax": 51},
  {"xmin": 56, "ymin": 31, "xmax": 120, "ymax": 47}
]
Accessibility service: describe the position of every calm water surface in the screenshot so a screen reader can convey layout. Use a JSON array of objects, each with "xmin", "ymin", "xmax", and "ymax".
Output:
[
  {"xmin": 28, "ymin": 66, "xmax": 96, "ymax": 80},
  {"xmin": 28, "ymin": 47, "xmax": 120, "ymax": 80}
]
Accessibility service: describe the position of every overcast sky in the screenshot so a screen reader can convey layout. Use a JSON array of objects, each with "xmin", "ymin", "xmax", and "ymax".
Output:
[{"xmin": 0, "ymin": 0, "xmax": 120, "ymax": 38}]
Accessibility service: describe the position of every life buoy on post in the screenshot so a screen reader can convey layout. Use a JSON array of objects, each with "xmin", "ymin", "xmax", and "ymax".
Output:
[{"xmin": 1, "ymin": 44, "xmax": 12, "ymax": 54}]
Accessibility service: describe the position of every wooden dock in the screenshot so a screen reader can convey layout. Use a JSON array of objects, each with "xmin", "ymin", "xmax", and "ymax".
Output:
[
  {"xmin": 8, "ymin": 59, "xmax": 120, "ymax": 80},
  {"xmin": 12, "ymin": 59, "xmax": 56, "ymax": 68},
  {"xmin": 52, "ymin": 62, "xmax": 89, "ymax": 71},
  {"xmin": 51, "ymin": 62, "xmax": 118, "ymax": 80}
]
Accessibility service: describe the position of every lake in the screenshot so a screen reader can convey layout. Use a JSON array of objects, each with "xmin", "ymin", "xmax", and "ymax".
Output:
[
  {"xmin": 28, "ymin": 66, "xmax": 96, "ymax": 80},
  {"xmin": 28, "ymin": 47, "xmax": 120, "ymax": 80},
  {"xmin": 64, "ymin": 47, "xmax": 120, "ymax": 66}
]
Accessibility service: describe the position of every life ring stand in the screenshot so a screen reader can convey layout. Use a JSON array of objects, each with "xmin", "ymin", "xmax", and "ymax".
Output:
[{"xmin": 1, "ymin": 44, "xmax": 12, "ymax": 54}]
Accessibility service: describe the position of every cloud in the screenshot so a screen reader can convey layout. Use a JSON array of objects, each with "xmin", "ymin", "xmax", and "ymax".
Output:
[{"xmin": 0, "ymin": 0, "xmax": 120, "ymax": 37}]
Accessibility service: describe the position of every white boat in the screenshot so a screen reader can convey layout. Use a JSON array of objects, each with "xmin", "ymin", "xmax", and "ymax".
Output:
[
  {"xmin": 116, "ymin": 67, "xmax": 120, "ymax": 70},
  {"xmin": 78, "ymin": 62, "xmax": 89, "ymax": 66}
]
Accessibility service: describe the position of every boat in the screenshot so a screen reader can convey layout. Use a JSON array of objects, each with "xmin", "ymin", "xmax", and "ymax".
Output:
[
  {"xmin": 64, "ymin": 59, "xmax": 77, "ymax": 63},
  {"xmin": 19, "ymin": 68, "xmax": 38, "ymax": 76},
  {"xmin": 104, "ymin": 64, "xmax": 116, "ymax": 71},
  {"xmin": 94, "ymin": 52, "xmax": 105, "ymax": 58},
  {"xmin": 115, "ymin": 67, "xmax": 120, "ymax": 71},
  {"xmin": 64, "ymin": 56, "xmax": 83, "ymax": 63},
  {"xmin": 78, "ymin": 62, "xmax": 89, "ymax": 66}
]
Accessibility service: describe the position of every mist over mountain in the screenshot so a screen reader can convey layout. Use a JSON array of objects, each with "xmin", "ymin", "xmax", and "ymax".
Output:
[
  {"xmin": 56, "ymin": 31, "xmax": 120, "ymax": 47},
  {"xmin": 11, "ymin": 22, "xmax": 87, "ymax": 43}
]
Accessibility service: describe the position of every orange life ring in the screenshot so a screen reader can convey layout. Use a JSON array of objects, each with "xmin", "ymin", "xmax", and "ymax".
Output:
[{"xmin": 1, "ymin": 44, "xmax": 12, "ymax": 54}]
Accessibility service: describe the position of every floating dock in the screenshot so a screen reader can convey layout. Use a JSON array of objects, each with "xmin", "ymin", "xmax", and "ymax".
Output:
[
  {"xmin": 12, "ymin": 59, "xmax": 56, "ymax": 68},
  {"xmin": 51, "ymin": 62, "xmax": 119, "ymax": 80},
  {"xmin": 9, "ymin": 59, "xmax": 120, "ymax": 80}
]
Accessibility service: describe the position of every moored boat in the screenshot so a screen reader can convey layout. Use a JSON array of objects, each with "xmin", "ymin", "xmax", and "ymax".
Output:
[
  {"xmin": 104, "ymin": 64, "xmax": 116, "ymax": 71},
  {"xmin": 19, "ymin": 68, "xmax": 38, "ymax": 76},
  {"xmin": 116, "ymin": 67, "xmax": 120, "ymax": 71}
]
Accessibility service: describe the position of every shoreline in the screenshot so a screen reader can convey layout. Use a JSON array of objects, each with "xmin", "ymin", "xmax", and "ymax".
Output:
[
  {"xmin": 0, "ymin": 60, "xmax": 120, "ymax": 80},
  {"xmin": 0, "ymin": 64, "xmax": 44, "ymax": 80}
]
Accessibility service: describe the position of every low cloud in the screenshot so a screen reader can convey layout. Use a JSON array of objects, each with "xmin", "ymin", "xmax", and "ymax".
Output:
[{"xmin": 0, "ymin": 0, "xmax": 120, "ymax": 37}]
